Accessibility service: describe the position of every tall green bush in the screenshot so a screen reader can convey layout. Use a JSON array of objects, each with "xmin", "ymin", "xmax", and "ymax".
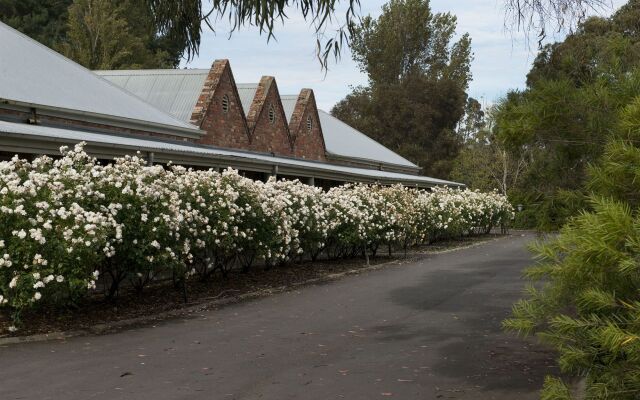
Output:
[
  {"xmin": 505, "ymin": 108, "xmax": 640, "ymax": 397},
  {"xmin": 0, "ymin": 144, "xmax": 512, "ymax": 331}
]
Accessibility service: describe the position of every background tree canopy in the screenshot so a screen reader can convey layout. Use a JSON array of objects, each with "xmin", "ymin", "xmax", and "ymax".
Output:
[
  {"xmin": 0, "ymin": 0, "xmax": 70, "ymax": 49},
  {"xmin": 503, "ymin": 41, "xmax": 640, "ymax": 399},
  {"xmin": 453, "ymin": 0, "xmax": 640, "ymax": 230},
  {"xmin": 331, "ymin": 0, "xmax": 472, "ymax": 178},
  {"xmin": 0, "ymin": 0, "xmax": 186, "ymax": 69},
  {"xmin": 58, "ymin": 0, "xmax": 186, "ymax": 69}
]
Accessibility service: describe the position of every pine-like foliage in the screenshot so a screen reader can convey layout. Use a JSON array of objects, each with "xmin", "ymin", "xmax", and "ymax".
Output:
[
  {"xmin": 505, "ymin": 196, "xmax": 640, "ymax": 398},
  {"xmin": 504, "ymin": 134, "xmax": 640, "ymax": 398}
]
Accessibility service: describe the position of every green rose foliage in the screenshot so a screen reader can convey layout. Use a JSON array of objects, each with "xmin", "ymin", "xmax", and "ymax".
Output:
[{"xmin": 0, "ymin": 144, "xmax": 511, "ymax": 331}]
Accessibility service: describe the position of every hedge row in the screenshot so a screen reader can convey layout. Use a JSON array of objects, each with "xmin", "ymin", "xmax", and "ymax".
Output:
[{"xmin": 0, "ymin": 144, "xmax": 513, "ymax": 328}]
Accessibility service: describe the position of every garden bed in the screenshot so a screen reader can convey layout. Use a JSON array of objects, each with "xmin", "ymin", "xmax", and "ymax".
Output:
[{"xmin": 0, "ymin": 234, "xmax": 503, "ymax": 339}]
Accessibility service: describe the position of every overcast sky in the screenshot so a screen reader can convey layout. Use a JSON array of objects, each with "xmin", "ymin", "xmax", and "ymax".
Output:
[{"xmin": 184, "ymin": 0, "xmax": 627, "ymax": 111}]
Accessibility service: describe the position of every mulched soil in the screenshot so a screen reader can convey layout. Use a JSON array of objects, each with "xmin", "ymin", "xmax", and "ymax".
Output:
[{"xmin": 0, "ymin": 234, "xmax": 504, "ymax": 337}]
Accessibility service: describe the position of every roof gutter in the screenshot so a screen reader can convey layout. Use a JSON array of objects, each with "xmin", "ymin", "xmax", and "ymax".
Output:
[
  {"xmin": 326, "ymin": 152, "xmax": 422, "ymax": 174},
  {"xmin": 0, "ymin": 130, "xmax": 463, "ymax": 188},
  {"xmin": 0, "ymin": 99, "xmax": 204, "ymax": 139}
]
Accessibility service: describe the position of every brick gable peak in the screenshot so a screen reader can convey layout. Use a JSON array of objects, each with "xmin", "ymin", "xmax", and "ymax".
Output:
[
  {"xmin": 190, "ymin": 59, "xmax": 249, "ymax": 135},
  {"xmin": 246, "ymin": 76, "xmax": 293, "ymax": 142},
  {"xmin": 289, "ymin": 88, "xmax": 326, "ymax": 152}
]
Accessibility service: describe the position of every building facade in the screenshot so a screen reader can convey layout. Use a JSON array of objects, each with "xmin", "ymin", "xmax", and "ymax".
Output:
[{"xmin": 0, "ymin": 21, "xmax": 461, "ymax": 189}]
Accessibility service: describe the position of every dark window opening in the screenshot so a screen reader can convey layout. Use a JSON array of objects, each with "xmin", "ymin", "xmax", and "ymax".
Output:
[
  {"xmin": 268, "ymin": 105, "xmax": 276, "ymax": 124},
  {"xmin": 222, "ymin": 94, "xmax": 230, "ymax": 113},
  {"xmin": 306, "ymin": 115, "xmax": 313, "ymax": 133}
]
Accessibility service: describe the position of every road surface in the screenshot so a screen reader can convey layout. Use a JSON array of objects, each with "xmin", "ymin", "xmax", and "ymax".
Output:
[{"xmin": 0, "ymin": 233, "xmax": 556, "ymax": 399}]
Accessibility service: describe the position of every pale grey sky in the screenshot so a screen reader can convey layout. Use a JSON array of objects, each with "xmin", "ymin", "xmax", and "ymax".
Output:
[{"xmin": 183, "ymin": 0, "xmax": 627, "ymax": 111}]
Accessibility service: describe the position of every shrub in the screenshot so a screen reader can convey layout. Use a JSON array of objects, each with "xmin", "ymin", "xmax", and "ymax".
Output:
[
  {"xmin": 0, "ymin": 144, "xmax": 512, "ymax": 329},
  {"xmin": 0, "ymin": 148, "xmax": 117, "ymax": 321},
  {"xmin": 504, "ymin": 139, "xmax": 640, "ymax": 398},
  {"xmin": 504, "ymin": 199, "xmax": 640, "ymax": 399}
]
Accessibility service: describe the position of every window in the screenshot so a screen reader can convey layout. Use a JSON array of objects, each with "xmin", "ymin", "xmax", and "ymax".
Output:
[
  {"xmin": 268, "ymin": 104, "xmax": 276, "ymax": 124},
  {"xmin": 306, "ymin": 116, "xmax": 313, "ymax": 133},
  {"xmin": 221, "ymin": 94, "xmax": 230, "ymax": 113}
]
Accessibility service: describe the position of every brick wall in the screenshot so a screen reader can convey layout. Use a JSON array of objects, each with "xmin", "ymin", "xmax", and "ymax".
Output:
[
  {"xmin": 191, "ymin": 60, "xmax": 251, "ymax": 149},
  {"xmin": 188, "ymin": 60, "xmax": 329, "ymax": 160},
  {"xmin": 289, "ymin": 89, "xmax": 326, "ymax": 161},
  {"xmin": 246, "ymin": 76, "xmax": 293, "ymax": 156}
]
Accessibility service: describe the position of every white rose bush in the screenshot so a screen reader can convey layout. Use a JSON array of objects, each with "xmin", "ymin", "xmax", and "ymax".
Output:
[{"xmin": 0, "ymin": 144, "xmax": 513, "ymax": 327}]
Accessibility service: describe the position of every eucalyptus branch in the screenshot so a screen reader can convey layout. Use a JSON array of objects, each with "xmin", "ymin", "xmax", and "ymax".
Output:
[{"xmin": 148, "ymin": 0, "xmax": 361, "ymax": 70}]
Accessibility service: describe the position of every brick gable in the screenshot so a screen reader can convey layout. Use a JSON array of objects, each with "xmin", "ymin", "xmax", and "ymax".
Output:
[
  {"xmin": 289, "ymin": 89, "xmax": 326, "ymax": 161},
  {"xmin": 187, "ymin": 61, "xmax": 327, "ymax": 161},
  {"xmin": 191, "ymin": 59, "xmax": 251, "ymax": 149},
  {"xmin": 246, "ymin": 76, "xmax": 293, "ymax": 156}
]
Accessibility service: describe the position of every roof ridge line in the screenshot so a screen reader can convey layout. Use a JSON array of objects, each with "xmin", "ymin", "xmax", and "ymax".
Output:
[{"xmin": 95, "ymin": 69, "xmax": 210, "ymax": 76}]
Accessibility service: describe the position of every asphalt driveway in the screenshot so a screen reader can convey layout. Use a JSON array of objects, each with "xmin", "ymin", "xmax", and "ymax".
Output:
[{"xmin": 0, "ymin": 233, "xmax": 556, "ymax": 400}]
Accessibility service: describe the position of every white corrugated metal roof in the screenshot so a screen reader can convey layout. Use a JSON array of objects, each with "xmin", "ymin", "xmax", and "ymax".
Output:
[
  {"xmin": 280, "ymin": 95, "xmax": 298, "ymax": 121},
  {"xmin": 0, "ymin": 120, "xmax": 461, "ymax": 187},
  {"xmin": 317, "ymin": 110, "xmax": 418, "ymax": 168},
  {"xmin": 96, "ymin": 70, "xmax": 418, "ymax": 170},
  {"xmin": 0, "ymin": 22, "xmax": 199, "ymax": 133},
  {"xmin": 236, "ymin": 83, "xmax": 259, "ymax": 115},
  {"xmin": 94, "ymin": 69, "xmax": 209, "ymax": 122},
  {"xmin": 94, "ymin": 70, "xmax": 259, "ymax": 121},
  {"xmin": 280, "ymin": 95, "xmax": 416, "ymax": 168}
]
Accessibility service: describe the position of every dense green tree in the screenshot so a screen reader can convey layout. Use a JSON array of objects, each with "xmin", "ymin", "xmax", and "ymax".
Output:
[
  {"xmin": 456, "ymin": 97, "xmax": 485, "ymax": 142},
  {"xmin": 492, "ymin": 1, "xmax": 640, "ymax": 229},
  {"xmin": 526, "ymin": 10, "xmax": 640, "ymax": 87},
  {"xmin": 332, "ymin": 0, "xmax": 472, "ymax": 178},
  {"xmin": 348, "ymin": 0, "xmax": 471, "ymax": 87},
  {"xmin": 0, "ymin": 0, "xmax": 72, "ymax": 49},
  {"xmin": 451, "ymin": 129, "xmax": 530, "ymax": 196},
  {"xmin": 59, "ymin": 0, "xmax": 153, "ymax": 69},
  {"xmin": 0, "ymin": 0, "xmax": 184, "ymax": 69},
  {"xmin": 503, "ymin": 5, "xmax": 640, "ymax": 389},
  {"xmin": 59, "ymin": 0, "xmax": 133, "ymax": 69},
  {"xmin": 119, "ymin": 0, "xmax": 186, "ymax": 68},
  {"xmin": 57, "ymin": 0, "xmax": 187, "ymax": 69},
  {"xmin": 505, "ymin": 136, "xmax": 640, "ymax": 398}
]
